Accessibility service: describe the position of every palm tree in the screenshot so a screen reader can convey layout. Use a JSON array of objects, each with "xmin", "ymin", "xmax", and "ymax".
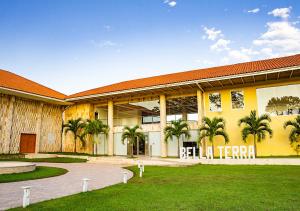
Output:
[
  {"xmin": 284, "ymin": 115, "xmax": 300, "ymax": 144},
  {"xmin": 82, "ymin": 119, "xmax": 109, "ymax": 154},
  {"xmin": 121, "ymin": 125, "xmax": 145, "ymax": 158},
  {"xmin": 198, "ymin": 117, "xmax": 229, "ymax": 157},
  {"xmin": 63, "ymin": 118, "xmax": 85, "ymax": 152},
  {"xmin": 164, "ymin": 119, "xmax": 191, "ymax": 157},
  {"xmin": 238, "ymin": 110, "xmax": 273, "ymax": 157}
]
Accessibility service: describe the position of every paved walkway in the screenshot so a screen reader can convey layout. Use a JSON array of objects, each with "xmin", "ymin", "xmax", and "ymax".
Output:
[
  {"xmin": 0, "ymin": 163, "xmax": 133, "ymax": 210},
  {"xmin": 89, "ymin": 156, "xmax": 300, "ymax": 166},
  {"xmin": 88, "ymin": 156, "xmax": 199, "ymax": 166}
]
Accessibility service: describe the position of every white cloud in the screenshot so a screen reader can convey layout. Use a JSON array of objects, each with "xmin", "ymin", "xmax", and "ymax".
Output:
[
  {"xmin": 253, "ymin": 7, "xmax": 300, "ymax": 56},
  {"xmin": 220, "ymin": 57, "xmax": 230, "ymax": 64},
  {"xmin": 168, "ymin": 1, "xmax": 177, "ymax": 7},
  {"xmin": 223, "ymin": 48, "xmax": 259, "ymax": 63},
  {"xmin": 268, "ymin": 7, "xmax": 292, "ymax": 19},
  {"xmin": 228, "ymin": 50, "xmax": 251, "ymax": 62},
  {"xmin": 90, "ymin": 40, "xmax": 117, "ymax": 48},
  {"xmin": 240, "ymin": 47, "xmax": 260, "ymax": 55},
  {"xmin": 210, "ymin": 38, "xmax": 231, "ymax": 51},
  {"xmin": 260, "ymin": 48, "xmax": 278, "ymax": 57},
  {"xmin": 253, "ymin": 21, "xmax": 300, "ymax": 52},
  {"xmin": 248, "ymin": 8, "xmax": 260, "ymax": 14},
  {"xmin": 202, "ymin": 6, "xmax": 300, "ymax": 66},
  {"xmin": 164, "ymin": 0, "xmax": 177, "ymax": 7},
  {"xmin": 203, "ymin": 27, "xmax": 223, "ymax": 41}
]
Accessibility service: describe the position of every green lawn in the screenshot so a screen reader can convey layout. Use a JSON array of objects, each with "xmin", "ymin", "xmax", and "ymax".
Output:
[
  {"xmin": 0, "ymin": 166, "xmax": 67, "ymax": 183},
  {"xmin": 11, "ymin": 164, "xmax": 300, "ymax": 210},
  {"xmin": 1, "ymin": 157, "xmax": 87, "ymax": 163},
  {"xmin": 257, "ymin": 155, "xmax": 300, "ymax": 158}
]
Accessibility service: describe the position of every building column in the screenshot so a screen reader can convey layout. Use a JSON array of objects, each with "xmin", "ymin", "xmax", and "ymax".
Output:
[
  {"xmin": 160, "ymin": 94, "xmax": 167, "ymax": 157},
  {"xmin": 197, "ymin": 89, "xmax": 206, "ymax": 155},
  {"xmin": 3, "ymin": 96, "xmax": 15, "ymax": 153},
  {"xmin": 35, "ymin": 103, "xmax": 44, "ymax": 153},
  {"xmin": 197, "ymin": 90, "xmax": 204, "ymax": 125},
  {"xmin": 107, "ymin": 100, "xmax": 114, "ymax": 156}
]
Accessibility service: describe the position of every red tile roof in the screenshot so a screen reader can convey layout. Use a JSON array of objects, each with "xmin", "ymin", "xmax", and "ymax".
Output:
[
  {"xmin": 68, "ymin": 54, "xmax": 300, "ymax": 99},
  {"xmin": 1, "ymin": 54, "xmax": 299, "ymax": 101},
  {"xmin": 0, "ymin": 69, "xmax": 66, "ymax": 100}
]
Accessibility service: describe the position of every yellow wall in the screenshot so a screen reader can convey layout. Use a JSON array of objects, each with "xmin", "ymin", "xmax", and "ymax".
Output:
[
  {"xmin": 204, "ymin": 80, "xmax": 300, "ymax": 156},
  {"xmin": 63, "ymin": 103, "xmax": 94, "ymax": 153},
  {"xmin": 64, "ymin": 80, "xmax": 299, "ymax": 157}
]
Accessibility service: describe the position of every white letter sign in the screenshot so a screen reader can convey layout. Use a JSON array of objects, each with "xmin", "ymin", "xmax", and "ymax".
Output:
[{"xmin": 180, "ymin": 145, "xmax": 255, "ymax": 160}]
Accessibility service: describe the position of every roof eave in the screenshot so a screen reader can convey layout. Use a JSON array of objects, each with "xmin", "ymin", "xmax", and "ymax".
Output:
[
  {"xmin": 0, "ymin": 87, "xmax": 71, "ymax": 105},
  {"xmin": 66, "ymin": 65, "xmax": 300, "ymax": 102}
]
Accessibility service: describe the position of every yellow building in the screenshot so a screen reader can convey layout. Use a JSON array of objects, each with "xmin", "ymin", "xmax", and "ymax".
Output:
[
  {"xmin": 64, "ymin": 54, "xmax": 300, "ymax": 157},
  {"xmin": 1, "ymin": 54, "xmax": 300, "ymax": 157}
]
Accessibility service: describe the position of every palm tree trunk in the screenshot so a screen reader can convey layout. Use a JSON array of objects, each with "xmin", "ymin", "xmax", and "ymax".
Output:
[
  {"xmin": 177, "ymin": 137, "xmax": 180, "ymax": 158},
  {"xmin": 131, "ymin": 139, "xmax": 134, "ymax": 158},
  {"xmin": 104, "ymin": 135, "xmax": 106, "ymax": 155},
  {"xmin": 74, "ymin": 134, "xmax": 77, "ymax": 153},
  {"xmin": 92, "ymin": 135, "xmax": 95, "ymax": 155},
  {"xmin": 211, "ymin": 140, "xmax": 214, "ymax": 158},
  {"xmin": 93, "ymin": 139, "xmax": 96, "ymax": 155},
  {"xmin": 253, "ymin": 134, "xmax": 257, "ymax": 158}
]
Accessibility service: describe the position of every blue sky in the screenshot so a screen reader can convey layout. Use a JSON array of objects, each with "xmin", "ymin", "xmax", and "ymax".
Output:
[{"xmin": 1, "ymin": 0, "xmax": 299, "ymax": 94}]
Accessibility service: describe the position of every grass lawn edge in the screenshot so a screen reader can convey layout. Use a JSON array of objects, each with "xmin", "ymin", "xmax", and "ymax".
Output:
[{"xmin": 0, "ymin": 166, "xmax": 68, "ymax": 183}]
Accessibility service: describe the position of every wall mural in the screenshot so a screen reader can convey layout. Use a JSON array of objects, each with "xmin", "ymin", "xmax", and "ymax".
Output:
[
  {"xmin": 266, "ymin": 96, "xmax": 300, "ymax": 115},
  {"xmin": 257, "ymin": 84, "xmax": 300, "ymax": 116}
]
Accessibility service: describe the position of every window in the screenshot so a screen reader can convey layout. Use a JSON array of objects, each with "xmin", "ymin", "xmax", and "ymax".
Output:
[
  {"xmin": 153, "ymin": 116, "xmax": 160, "ymax": 122},
  {"xmin": 142, "ymin": 116, "xmax": 160, "ymax": 124},
  {"xmin": 167, "ymin": 114, "xmax": 182, "ymax": 122},
  {"xmin": 231, "ymin": 91, "xmax": 244, "ymax": 109},
  {"xmin": 142, "ymin": 116, "xmax": 153, "ymax": 124},
  {"xmin": 209, "ymin": 93, "xmax": 222, "ymax": 112},
  {"xmin": 187, "ymin": 113, "xmax": 198, "ymax": 121}
]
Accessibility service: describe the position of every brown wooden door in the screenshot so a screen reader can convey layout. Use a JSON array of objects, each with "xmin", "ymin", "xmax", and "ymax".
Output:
[{"xmin": 20, "ymin": 134, "xmax": 36, "ymax": 153}]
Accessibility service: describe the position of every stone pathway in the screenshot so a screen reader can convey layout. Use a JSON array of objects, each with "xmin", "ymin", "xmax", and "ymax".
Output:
[
  {"xmin": 0, "ymin": 163, "xmax": 133, "ymax": 210},
  {"xmin": 89, "ymin": 156, "xmax": 300, "ymax": 166},
  {"xmin": 88, "ymin": 156, "xmax": 200, "ymax": 166}
]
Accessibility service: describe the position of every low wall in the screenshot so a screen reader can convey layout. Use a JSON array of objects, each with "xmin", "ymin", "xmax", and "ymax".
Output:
[{"xmin": 0, "ymin": 162, "xmax": 36, "ymax": 174}]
